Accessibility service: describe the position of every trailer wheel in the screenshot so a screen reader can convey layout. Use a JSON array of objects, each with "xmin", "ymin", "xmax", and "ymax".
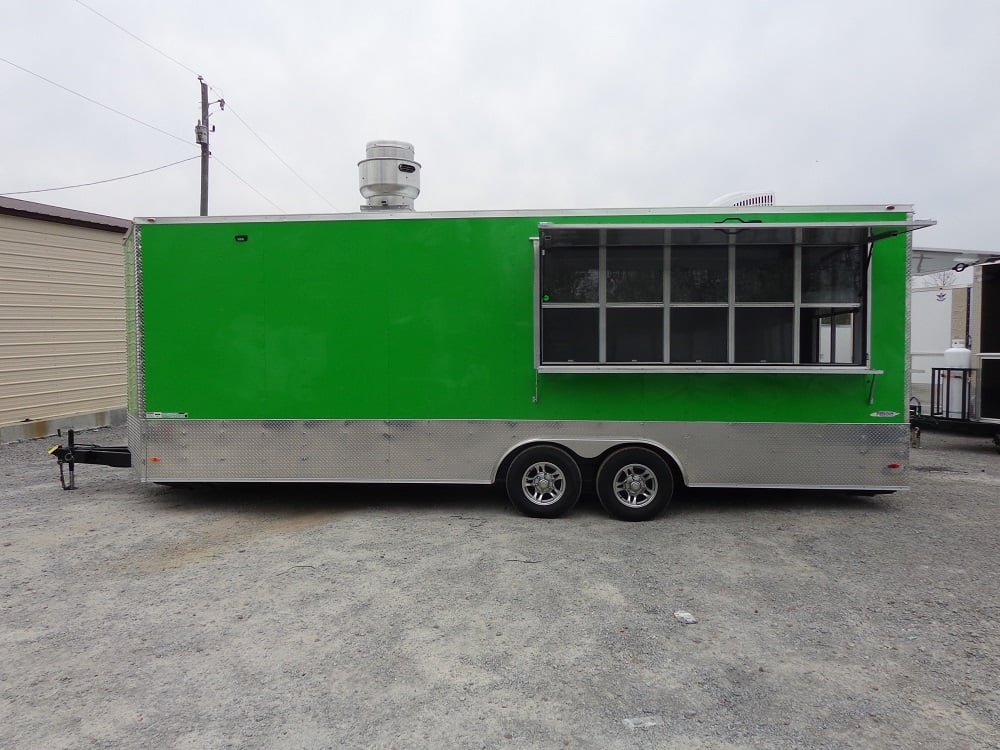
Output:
[
  {"xmin": 596, "ymin": 447, "xmax": 674, "ymax": 522},
  {"xmin": 505, "ymin": 446, "xmax": 582, "ymax": 519}
]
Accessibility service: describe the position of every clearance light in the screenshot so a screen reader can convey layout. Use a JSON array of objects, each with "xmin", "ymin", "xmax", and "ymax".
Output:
[
  {"xmin": 150, "ymin": 457, "xmax": 161, "ymax": 463},
  {"xmin": 887, "ymin": 463, "xmax": 902, "ymax": 469}
]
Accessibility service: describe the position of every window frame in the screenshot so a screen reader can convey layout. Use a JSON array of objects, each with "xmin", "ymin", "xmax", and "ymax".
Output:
[{"xmin": 532, "ymin": 220, "xmax": 924, "ymax": 374}]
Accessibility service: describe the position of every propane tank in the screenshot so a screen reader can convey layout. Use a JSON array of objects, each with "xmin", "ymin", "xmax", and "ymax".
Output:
[
  {"xmin": 942, "ymin": 340, "xmax": 972, "ymax": 418},
  {"xmin": 943, "ymin": 340, "xmax": 972, "ymax": 369}
]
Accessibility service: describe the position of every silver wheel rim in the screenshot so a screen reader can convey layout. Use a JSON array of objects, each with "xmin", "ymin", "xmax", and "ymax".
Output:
[
  {"xmin": 612, "ymin": 463, "xmax": 657, "ymax": 508},
  {"xmin": 522, "ymin": 461, "xmax": 566, "ymax": 506}
]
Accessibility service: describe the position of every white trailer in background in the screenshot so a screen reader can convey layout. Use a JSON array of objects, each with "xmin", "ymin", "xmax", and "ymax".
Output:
[
  {"xmin": 911, "ymin": 281, "xmax": 971, "ymax": 386},
  {"xmin": 910, "ymin": 247, "xmax": 1000, "ymax": 450}
]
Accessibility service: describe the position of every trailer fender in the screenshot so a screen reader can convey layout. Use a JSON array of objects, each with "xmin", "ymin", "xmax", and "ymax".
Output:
[{"xmin": 491, "ymin": 438, "xmax": 688, "ymax": 486}]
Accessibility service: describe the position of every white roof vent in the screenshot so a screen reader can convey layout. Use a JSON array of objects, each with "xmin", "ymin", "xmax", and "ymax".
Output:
[{"xmin": 709, "ymin": 191, "xmax": 775, "ymax": 207}]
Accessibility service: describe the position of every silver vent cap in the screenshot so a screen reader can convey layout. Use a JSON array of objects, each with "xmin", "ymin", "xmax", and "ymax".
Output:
[{"xmin": 359, "ymin": 140, "xmax": 421, "ymax": 211}]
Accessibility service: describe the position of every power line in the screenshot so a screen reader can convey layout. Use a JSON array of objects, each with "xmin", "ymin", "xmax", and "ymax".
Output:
[
  {"xmin": 0, "ymin": 54, "xmax": 194, "ymax": 148},
  {"xmin": 0, "ymin": 155, "xmax": 200, "ymax": 196},
  {"xmin": 220, "ymin": 98, "xmax": 340, "ymax": 211},
  {"xmin": 71, "ymin": 0, "xmax": 201, "ymax": 78},
  {"xmin": 212, "ymin": 155, "xmax": 285, "ymax": 213}
]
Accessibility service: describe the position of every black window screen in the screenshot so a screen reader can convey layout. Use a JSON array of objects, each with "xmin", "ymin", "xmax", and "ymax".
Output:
[
  {"xmin": 607, "ymin": 308, "xmax": 663, "ymax": 362},
  {"xmin": 538, "ymin": 225, "xmax": 868, "ymax": 368},
  {"xmin": 671, "ymin": 246, "xmax": 728, "ymax": 303},
  {"xmin": 542, "ymin": 247, "xmax": 599, "ymax": 303},
  {"xmin": 607, "ymin": 247, "xmax": 662, "ymax": 303},
  {"xmin": 542, "ymin": 308, "xmax": 599, "ymax": 362},
  {"xmin": 670, "ymin": 308, "xmax": 728, "ymax": 363},
  {"xmin": 735, "ymin": 308, "xmax": 794, "ymax": 362}
]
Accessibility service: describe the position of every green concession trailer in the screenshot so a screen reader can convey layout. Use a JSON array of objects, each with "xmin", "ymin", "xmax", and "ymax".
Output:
[{"xmin": 103, "ymin": 202, "xmax": 933, "ymax": 520}]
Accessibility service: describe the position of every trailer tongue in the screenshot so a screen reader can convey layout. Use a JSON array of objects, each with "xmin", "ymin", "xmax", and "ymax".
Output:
[{"xmin": 48, "ymin": 429, "xmax": 131, "ymax": 490}]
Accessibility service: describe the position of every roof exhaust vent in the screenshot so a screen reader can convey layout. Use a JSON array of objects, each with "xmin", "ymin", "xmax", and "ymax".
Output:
[
  {"xmin": 709, "ymin": 191, "xmax": 775, "ymax": 207},
  {"xmin": 358, "ymin": 140, "xmax": 421, "ymax": 211}
]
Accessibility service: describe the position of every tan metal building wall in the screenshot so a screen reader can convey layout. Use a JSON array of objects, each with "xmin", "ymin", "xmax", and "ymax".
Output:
[
  {"xmin": 0, "ymin": 197, "xmax": 131, "ymax": 440},
  {"xmin": 951, "ymin": 286, "xmax": 970, "ymax": 347}
]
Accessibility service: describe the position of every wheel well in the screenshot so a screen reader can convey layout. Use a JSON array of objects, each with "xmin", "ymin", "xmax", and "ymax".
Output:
[
  {"xmin": 494, "ymin": 441, "xmax": 572, "ymax": 484},
  {"xmin": 594, "ymin": 443, "xmax": 685, "ymax": 488},
  {"xmin": 494, "ymin": 441, "xmax": 686, "ymax": 488}
]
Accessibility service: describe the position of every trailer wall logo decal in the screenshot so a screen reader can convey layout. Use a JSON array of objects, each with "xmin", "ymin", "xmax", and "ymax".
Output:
[{"xmin": 870, "ymin": 411, "xmax": 900, "ymax": 418}]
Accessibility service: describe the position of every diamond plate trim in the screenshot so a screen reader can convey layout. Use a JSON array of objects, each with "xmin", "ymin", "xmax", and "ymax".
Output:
[
  {"xmin": 139, "ymin": 419, "xmax": 909, "ymax": 489},
  {"xmin": 905, "ymin": 216, "xmax": 913, "ymax": 412},
  {"xmin": 133, "ymin": 226, "xmax": 145, "ymax": 415},
  {"xmin": 126, "ymin": 412, "xmax": 147, "ymax": 481}
]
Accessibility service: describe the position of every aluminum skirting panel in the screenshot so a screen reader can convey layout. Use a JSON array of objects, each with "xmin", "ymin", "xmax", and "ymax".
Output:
[{"xmin": 138, "ymin": 419, "xmax": 909, "ymax": 489}]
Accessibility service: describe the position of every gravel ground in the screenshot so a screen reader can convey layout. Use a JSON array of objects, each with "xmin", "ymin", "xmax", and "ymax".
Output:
[{"xmin": 1, "ymin": 425, "xmax": 998, "ymax": 749}]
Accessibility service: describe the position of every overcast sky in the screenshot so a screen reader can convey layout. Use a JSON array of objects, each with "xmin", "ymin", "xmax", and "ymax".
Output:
[{"xmin": 1, "ymin": 0, "xmax": 997, "ymax": 249}]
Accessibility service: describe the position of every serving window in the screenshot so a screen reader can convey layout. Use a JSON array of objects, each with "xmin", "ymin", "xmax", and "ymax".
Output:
[{"xmin": 537, "ymin": 224, "xmax": 869, "ymax": 370}]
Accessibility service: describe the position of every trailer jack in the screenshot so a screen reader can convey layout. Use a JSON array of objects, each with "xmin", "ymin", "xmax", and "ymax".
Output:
[{"xmin": 48, "ymin": 429, "xmax": 131, "ymax": 490}]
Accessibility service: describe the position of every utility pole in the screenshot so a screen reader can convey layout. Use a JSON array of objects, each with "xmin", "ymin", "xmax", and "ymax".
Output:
[
  {"xmin": 195, "ymin": 77, "xmax": 210, "ymax": 216},
  {"xmin": 195, "ymin": 77, "xmax": 224, "ymax": 216}
]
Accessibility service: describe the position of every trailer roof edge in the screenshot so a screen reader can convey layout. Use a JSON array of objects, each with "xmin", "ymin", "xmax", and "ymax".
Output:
[{"xmin": 133, "ymin": 204, "xmax": 916, "ymax": 225}]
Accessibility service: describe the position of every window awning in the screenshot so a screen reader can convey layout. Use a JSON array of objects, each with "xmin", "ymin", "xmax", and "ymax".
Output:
[
  {"xmin": 911, "ymin": 246, "xmax": 1000, "ymax": 275},
  {"xmin": 539, "ymin": 220, "xmax": 935, "ymax": 241}
]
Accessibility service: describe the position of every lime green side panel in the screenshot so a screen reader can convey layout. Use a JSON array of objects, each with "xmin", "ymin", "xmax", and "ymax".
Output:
[
  {"xmin": 867, "ymin": 225, "xmax": 909, "ymax": 418},
  {"xmin": 139, "ymin": 211, "xmax": 908, "ymax": 424}
]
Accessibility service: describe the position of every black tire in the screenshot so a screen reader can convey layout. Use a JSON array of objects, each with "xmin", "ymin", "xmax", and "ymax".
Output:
[
  {"xmin": 505, "ymin": 446, "xmax": 582, "ymax": 519},
  {"xmin": 596, "ymin": 447, "xmax": 674, "ymax": 522}
]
